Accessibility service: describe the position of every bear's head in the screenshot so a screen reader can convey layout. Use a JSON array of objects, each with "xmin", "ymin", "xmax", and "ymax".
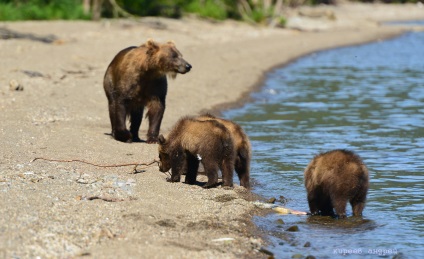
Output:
[
  {"xmin": 158, "ymin": 134, "xmax": 171, "ymax": 172},
  {"xmin": 145, "ymin": 39, "xmax": 192, "ymax": 78}
]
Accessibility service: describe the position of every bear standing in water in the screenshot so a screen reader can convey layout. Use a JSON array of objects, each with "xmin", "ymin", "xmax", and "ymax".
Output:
[
  {"xmin": 304, "ymin": 149, "xmax": 369, "ymax": 218},
  {"xmin": 103, "ymin": 39, "xmax": 192, "ymax": 143},
  {"xmin": 196, "ymin": 114, "xmax": 251, "ymax": 189},
  {"xmin": 158, "ymin": 117, "xmax": 235, "ymax": 188}
]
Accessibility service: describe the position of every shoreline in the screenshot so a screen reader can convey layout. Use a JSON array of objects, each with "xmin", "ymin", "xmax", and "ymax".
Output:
[{"xmin": 1, "ymin": 3, "xmax": 424, "ymax": 258}]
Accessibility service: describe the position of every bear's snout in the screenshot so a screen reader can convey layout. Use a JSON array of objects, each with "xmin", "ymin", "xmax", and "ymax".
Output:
[
  {"xmin": 158, "ymin": 162, "xmax": 165, "ymax": 172},
  {"xmin": 177, "ymin": 62, "xmax": 192, "ymax": 74},
  {"xmin": 158, "ymin": 160, "xmax": 171, "ymax": 172}
]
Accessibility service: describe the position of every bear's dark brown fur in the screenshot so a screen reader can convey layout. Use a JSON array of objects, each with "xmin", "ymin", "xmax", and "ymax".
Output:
[
  {"xmin": 158, "ymin": 117, "xmax": 235, "ymax": 188},
  {"xmin": 304, "ymin": 149, "xmax": 369, "ymax": 218},
  {"xmin": 103, "ymin": 39, "xmax": 191, "ymax": 143},
  {"xmin": 196, "ymin": 114, "xmax": 251, "ymax": 189}
]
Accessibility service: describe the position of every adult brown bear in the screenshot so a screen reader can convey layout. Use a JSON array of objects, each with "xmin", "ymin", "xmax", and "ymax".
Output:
[
  {"xmin": 103, "ymin": 39, "xmax": 192, "ymax": 143},
  {"xmin": 304, "ymin": 149, "xmax": 369, "ymax": 218},
  {"xmin": 196, "ymin": 114, "xmax": 251, "ymax": 189},
  {"xmin": 157, "ymin": 117, "xmax": 235, "ymax": 188}
]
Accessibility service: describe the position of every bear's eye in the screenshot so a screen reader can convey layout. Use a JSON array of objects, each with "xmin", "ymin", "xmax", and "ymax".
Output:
[{"xmin": 171, "ymin": 52, "xmax": 178, "ymax": 59}]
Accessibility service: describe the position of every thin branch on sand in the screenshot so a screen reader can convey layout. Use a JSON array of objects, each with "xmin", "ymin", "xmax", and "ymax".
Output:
[
  {"xmin": 31, "ymin": 157, "xmax": 159, "ymax": 174},
  {"xmin": 77, "ymin": 195, "xmax": 137, "ymax": 202}
]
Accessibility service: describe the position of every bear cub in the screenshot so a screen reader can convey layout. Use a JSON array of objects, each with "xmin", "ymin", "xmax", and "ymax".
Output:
[
  {"xmin": 158, "ymin": 117, "xmax": 235, "ymax": 188},
  {"xmin": 196, "ymin": 114, "xmax": 251, "ymax": 189},
  {"xmin": 304, "ymin": 149, "xmax": 369, "ymax": 218},
  {"xmin": 103, "ymin": 39, "xmax": 192, "ymax": 143}
]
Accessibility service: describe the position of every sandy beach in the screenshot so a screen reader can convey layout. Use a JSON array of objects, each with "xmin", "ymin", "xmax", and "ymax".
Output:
[{"xmin": 1, "ymin": 2, "xmax": 423, "ymax": 258}]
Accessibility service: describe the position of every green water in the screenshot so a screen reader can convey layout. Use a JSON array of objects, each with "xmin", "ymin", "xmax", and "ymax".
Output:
[{"xmin": 224, "ymin": 31, "xmax": 424, "ymax": 258}]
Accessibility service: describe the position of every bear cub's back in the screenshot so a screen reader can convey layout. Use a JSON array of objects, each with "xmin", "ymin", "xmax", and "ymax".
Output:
[
  {"xmin": 178, "ymin": 119, "xmax": 231, "ymax": 148},
  {"xmin": 308, "ymin": 150, "xmax": 368, "ymax": 185}
]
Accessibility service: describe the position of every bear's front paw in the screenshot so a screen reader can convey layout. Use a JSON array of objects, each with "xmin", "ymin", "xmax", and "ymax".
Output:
[
  {"xmin": 221, "ymin": 186, "xmax": 233, "ymax": 190},
  {"xmin": 113, "ymin": 130, "xmax": 132, "ymax": 143},
  {"xmin": 202, "ymin": 182, "xmax": 219, "ymax": 189},
  {"xmin": 166, "ymin": 176, "xmax": 180, "ymax": 182},
  {"xmin": 184, "ymin": 177, "xmax": 197, "ymax": 185},
  {"xmin": 146, "ymin": 137, "xmax": 158, "ymax": 144},
  {"xmin": 132, "ymin": 136, "xmax": 142, "ymax": 142}
]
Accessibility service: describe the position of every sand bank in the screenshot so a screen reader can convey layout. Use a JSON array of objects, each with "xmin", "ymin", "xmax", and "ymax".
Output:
[{"xmin": 0, "ymin": 3, "xmax": 423, "ymax": 258}]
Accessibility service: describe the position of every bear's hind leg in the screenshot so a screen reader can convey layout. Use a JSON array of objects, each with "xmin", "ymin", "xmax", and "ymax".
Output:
[
  {"xmin": 112, "ymin": 102, "xmax": 132, "ymax": 142},
  {"xmin": 351, "ymin": 201, "xmax": 365, "ymax": 217},
  {"xmin": 221, "ymin": 158, "xmax": 234, "ymax": 188},
  {"xmin": 108, "ymin": 102, "xmax": 116, "ymax": 135},
  {"xmin": 130, "ymin": 107, "xmax": 144, "ymax": 142},
  {"xmin": 350, "ymin": 193, "xmax": 367, "ymax": 216},
  {"xmin": 332, "ymin": 195, "xmax": 348, "ymax": 219},
  {"xmin": 235, "ymin": 155, "xmax": 250, "ymax": 189}
]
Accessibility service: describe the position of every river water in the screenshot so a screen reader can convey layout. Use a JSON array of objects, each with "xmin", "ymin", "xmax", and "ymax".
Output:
[{"xmin": 224, "ymin": 30, "xmax": 424, "ymax": 258}]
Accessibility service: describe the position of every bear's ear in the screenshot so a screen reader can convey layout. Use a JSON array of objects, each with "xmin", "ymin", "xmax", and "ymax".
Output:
[
  {"xmin": 167, "ymin": 40, "xmax": 175, "ymax": 46},
  {"xmin": 158, "ymin": 134, "xmax": 166, "ymax": 145},
  {"xmin": 146, "ymin": 38, "xmax": 160, "ymax": 54}
]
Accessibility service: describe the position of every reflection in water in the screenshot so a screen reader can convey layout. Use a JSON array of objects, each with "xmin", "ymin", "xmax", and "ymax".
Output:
[
  {"xmin": 305, "ymin": 216, "xmax": 377, "ymax": 232},
  {"xmin": 225, "ymin": 32, "xmax": 424, "ymax": 258}
]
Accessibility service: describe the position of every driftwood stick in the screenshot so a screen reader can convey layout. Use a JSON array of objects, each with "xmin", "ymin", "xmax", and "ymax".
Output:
[
  {"xmin": 84, "ymin": 196, "xmax": 124, "ymax": 202},
  {"xmin": 31, "ymin": 157, "xmax": 159, "ymax": 172}
]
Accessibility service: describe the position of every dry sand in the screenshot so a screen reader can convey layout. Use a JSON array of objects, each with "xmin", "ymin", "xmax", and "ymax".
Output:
[{"xmin": 1, "ymin": 3, "xmax": 423, "ymax": 258}]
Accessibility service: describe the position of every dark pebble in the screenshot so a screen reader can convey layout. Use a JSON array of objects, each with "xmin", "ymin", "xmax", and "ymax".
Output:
[
  {"xmin": 275, "ymin": 218, "xmax": 285, "ymax": 225},
  {"xmin": 286, "ymin": 225, "xmax": 299, "ymax": 232},
  {"xmin": 267, "ymin": 197, "xmax": 277, "ymax": 204},
  {"xmin": 259, "ymin": 247, "xmax": 274, "ymax": 257}
]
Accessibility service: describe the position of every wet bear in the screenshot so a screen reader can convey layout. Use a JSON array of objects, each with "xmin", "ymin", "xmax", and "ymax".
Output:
[
  {"xmin": 158, "ymin": 117, "xmax": 235, "ymax": 188},
  {"xmin": 304, "ymin": 149, "xmax": 369, "ymax": 218},
  {"xmin": 103, "ymin": 39, "xmax": 192, "ymax": 143},
  {"xmin": 196, "ymin": 114, "xmax": 251, "ymax": 189}
]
